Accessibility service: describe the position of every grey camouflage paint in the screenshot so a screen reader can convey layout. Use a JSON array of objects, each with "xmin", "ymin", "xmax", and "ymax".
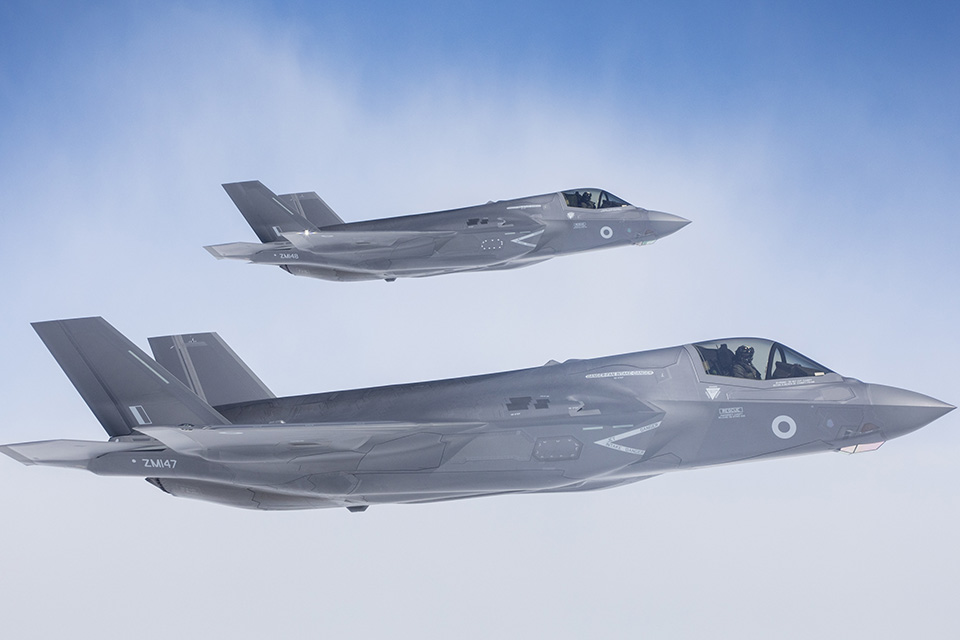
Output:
[
  {"xmin": 1, "ymin": 318, "xmax": 951, "ymax": 511},
  {"xmin": 206, "ymin": 182, "xmax": 691, "ymax": 282}
]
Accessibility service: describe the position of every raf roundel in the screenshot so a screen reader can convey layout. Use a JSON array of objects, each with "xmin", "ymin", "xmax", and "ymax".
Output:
[
  {"xmin": 771, "ymin": 415, "xmax": 797, "ymax": 439},
  {"xmin": 600, "ymin": 225, "xmax": 614, "ymax": 239}
]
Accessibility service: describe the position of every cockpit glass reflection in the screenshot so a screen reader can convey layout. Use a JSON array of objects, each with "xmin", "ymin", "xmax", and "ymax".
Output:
[
  {"xmin": 562, "ymin": 189, "xmax": 630, "ymax": 210},
  {"xmin": 694, "ymin": 339, "xmax": 833, "ymax": 381}
]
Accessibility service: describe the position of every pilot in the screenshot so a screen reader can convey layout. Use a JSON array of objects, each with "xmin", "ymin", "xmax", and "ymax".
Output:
[{"xmin": 731, "ymin": 345, "xmax": 761, "ymax": 380}]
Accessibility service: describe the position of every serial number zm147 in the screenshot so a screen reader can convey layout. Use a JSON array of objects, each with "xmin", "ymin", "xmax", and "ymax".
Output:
[{"xmin": 142, "ymin": 458, "xmax": 177, "ymax": 469}]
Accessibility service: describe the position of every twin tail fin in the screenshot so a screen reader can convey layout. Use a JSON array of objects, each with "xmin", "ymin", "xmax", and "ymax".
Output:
[
  {"xmin": 31, "ymin": 318, "xmax": 232, "ymax": 436},
  {"xmin": 221, "ymin": 180, "xmax": 344, "ymax": 243}
]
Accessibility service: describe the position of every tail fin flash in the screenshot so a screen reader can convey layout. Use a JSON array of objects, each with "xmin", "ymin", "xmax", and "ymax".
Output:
[
  {"xmin": 32, "ymin": 318, "xmax": 230, "ymax": 437},
  {"xmin": 149, "ymin": 332, "xmax": 275, "ymax": 407},
  {"xmin": 278, "ymin": 191, "xmax": 344, "ymax": 229},
  {"xmin": 222, "ymin": 181, "xmax": 318, "ymax": 243}
]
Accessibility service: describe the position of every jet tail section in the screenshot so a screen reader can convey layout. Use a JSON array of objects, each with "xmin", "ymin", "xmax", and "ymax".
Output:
[
  {"xmin": 32, "ymin": 318, "xmax": 230, "ymax": 437},
  {"xmin": 222, "ymin": 181, "xmax": 319, "ymax": 243},
  {"xmin": 149, "ymin": 332, "xmax": 275, "ymax": 407}
]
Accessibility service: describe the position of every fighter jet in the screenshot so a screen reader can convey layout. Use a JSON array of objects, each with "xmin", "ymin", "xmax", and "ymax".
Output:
[
  {"xmin": 205, "ymin": 181, "xmax": 690, "ymax": 282},
  {"xmin": 1, "ymin": 318, "xmax": 951, "ymax": 511}
]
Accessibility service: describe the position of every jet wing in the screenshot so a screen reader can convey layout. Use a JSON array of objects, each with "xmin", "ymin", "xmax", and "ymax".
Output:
[
  {"xmin": 136, "ymin": 421, "xmax": 484, "ymax": 462},
  {"xmin": 281, "ymin": 230, "xmax": 456, "ymax": 251}
]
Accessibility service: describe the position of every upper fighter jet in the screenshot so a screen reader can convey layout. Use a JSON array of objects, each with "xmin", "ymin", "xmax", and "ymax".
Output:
[
  {"xmin": 1, "ymin": 318, "xmax": 951, "ymax": 511},
  {"xmin": 205, "ymin": 181, "xmax": 690, "ymax": 282}
]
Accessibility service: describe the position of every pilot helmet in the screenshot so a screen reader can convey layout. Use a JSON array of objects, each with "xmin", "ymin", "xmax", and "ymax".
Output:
[{"xmin": 735, "ymin": 345, "xmax": 755, "ymax": 361}]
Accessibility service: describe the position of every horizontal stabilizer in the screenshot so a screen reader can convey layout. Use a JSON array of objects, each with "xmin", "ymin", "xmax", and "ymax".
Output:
[
  {"xmin": 204, "ymin": 242, "xmax": 264, "ymax": 260},
  {"xmin": 278, "ymin": 191, "xmax": 344, "ymax": 228},
  {"xmin": 149, "ymin": 332, "xmax": 275, "ymax": 407},
  {"xmin": 32, "ymin": 317, "xmax": 231, "ymax": 437},
  {"xmin": 223, "ymin": 181, "xmax": 317, "ymax": 243},
  {"xmin": 280, "ymin": 229, "xmax": 456, "ymax": 251},
  {"xmin": 0, "ymin": 438, "xmax": 161, "ymax": 469}
]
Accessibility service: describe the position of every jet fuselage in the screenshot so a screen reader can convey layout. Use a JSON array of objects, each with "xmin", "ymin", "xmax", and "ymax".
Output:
[
  {"xmin": 206, "ymin": 184, "xmax": 690, "ymax": 281},
  {"xmin": 9, "ymin": 323, "xmax": 945, "ymax": 512}
]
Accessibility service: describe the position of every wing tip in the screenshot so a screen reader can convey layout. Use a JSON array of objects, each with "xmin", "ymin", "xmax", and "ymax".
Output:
[{"xmin": 0, "ymin": 445, "xmax": 36, "ymax": 465}]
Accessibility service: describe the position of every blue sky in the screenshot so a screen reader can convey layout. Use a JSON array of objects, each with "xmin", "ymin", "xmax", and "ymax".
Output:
[
  {"xmin": 1, "ymin": 3, "xmax": 958, "ymax": 638},
  {"xmin": 6, "ymin": 2, "xmax": 958, "ymax": 142},
  {"xmin": 4, "ymin": 1, "xmax": 958, "ymax": 233}
]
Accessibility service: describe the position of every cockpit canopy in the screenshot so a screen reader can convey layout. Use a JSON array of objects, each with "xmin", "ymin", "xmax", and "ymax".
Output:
[
  {"xmin": 562, "ymin": 189, "xmax": 631, "ymax": 210},
  {"xmin": 694, "ymin": 339, "xmax": 833, "ymax": 381}
]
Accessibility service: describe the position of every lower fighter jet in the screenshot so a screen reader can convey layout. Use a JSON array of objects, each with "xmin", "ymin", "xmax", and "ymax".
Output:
[
  {"xmin": 205, "ymin": 181, "xmax": 690, "ymax": 281},
  {"xmin": 1, "ymin": 318, "xmax": 951, "ymax": 511}
]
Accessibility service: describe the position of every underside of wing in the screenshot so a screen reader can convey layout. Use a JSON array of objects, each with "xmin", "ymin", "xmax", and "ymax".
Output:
[
  {"xmin": 281, "ymin": 229, "xmax": 456, "ymax": 251},
  {"xmin": 136, "ymin": 421, "xmax": 485, "ymax": 462}
]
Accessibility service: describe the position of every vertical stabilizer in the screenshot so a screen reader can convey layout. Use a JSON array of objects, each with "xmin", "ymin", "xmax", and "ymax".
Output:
[
  {"xmin": 278, "ymin": 191, "xmax": 344, "ymax": 229},
  {"xmin": 149, "ymin": 332, "xmax": 275, "ymax": 407}
]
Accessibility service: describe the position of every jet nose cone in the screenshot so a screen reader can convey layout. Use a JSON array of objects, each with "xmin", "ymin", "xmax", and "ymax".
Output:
[
  {"xmin": 644, "ymin": 210, "xmax": 691, "ymax": 239},
  {"xmin": 868, "ymin": 384, "xmax": 954, "ymax": 412},
  {"xmin": 865, "ymin": 384, "xmax": 954, "ymax": 437}
]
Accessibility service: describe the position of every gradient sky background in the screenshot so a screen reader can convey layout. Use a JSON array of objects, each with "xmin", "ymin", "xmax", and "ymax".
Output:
[{"xmin": 1, "ymin": 2, "xmax": 958, "ymax": 638}]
